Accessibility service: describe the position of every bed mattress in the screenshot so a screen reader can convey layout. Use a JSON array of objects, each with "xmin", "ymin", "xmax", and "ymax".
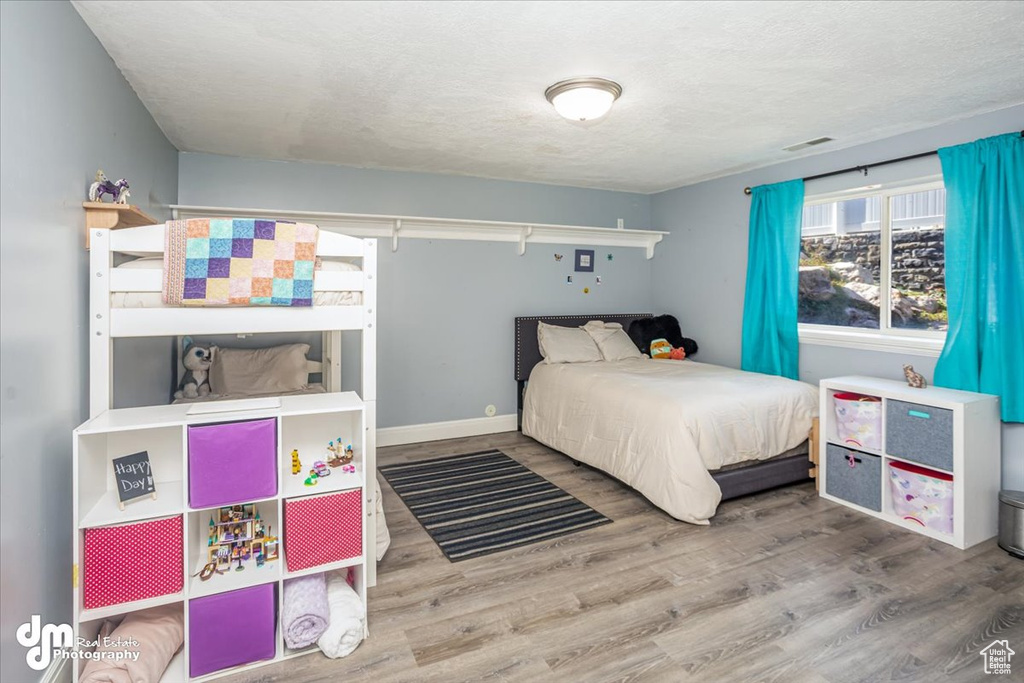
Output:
[
  {"xmin": 522, "ymin": 358, "xmax": 818, "ymax": 524},
  {"xmin": 112, "ymin": 291, "xmax": 361, "ymax": 308},
  {"xmin": 171, "ymin": 383, "xmax": 328, "ymax": 404}
]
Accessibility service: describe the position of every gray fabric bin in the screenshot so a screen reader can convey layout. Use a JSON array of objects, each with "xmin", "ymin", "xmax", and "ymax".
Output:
[
  {"xmin": 886, "ymin": 399, "xmax": 954, "ymax": 471},
  {"xmin": 826, "ymin": 444, "xmax": 881, "ymax": 511}
]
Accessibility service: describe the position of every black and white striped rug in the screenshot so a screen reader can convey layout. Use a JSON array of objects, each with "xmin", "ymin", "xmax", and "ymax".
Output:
[{"xmin": 379, "ymin": 449, "xmax": 612, "ymax": 561}]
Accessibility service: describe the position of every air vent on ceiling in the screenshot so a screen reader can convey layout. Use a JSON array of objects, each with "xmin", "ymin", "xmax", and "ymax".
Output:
[{"xmin": 783, "ymin": 136, "xmax": 834, "ymax": 152}]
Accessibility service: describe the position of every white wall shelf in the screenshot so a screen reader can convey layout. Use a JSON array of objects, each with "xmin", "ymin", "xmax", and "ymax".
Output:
[{"xmin": 170, "ymin": 204, "xmax": 668, "ymax": 259}]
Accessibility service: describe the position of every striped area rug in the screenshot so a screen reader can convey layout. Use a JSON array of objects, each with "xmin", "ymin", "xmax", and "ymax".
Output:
[{"xmin": 379, "ymin": 449, "xmax": 611, "ymax": 561}]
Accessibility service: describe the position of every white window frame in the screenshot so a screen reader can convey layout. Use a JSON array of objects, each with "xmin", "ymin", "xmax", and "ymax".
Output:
[{"xmin": 798, "ymin": 176, "xmax": 947, "ymax": 357}]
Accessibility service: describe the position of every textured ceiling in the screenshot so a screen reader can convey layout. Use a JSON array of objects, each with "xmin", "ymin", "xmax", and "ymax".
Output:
[{"xmin": 73, "ymin": 1, "xmax": 1023, "ymax": 193}]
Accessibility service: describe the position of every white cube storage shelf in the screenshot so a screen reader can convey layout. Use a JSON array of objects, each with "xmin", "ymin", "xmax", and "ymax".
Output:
[
  {"xmin": 72, "ymin": 392, "xmax": 368, "ymax": 682},
  {"xmin": 819, "ymin": 376, "xmax": 1001, "ymax": 549}
]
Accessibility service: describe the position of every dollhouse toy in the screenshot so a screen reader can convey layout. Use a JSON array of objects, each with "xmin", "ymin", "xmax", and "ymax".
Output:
[
  {"xmin": 291, "ymin": 449, "xmax": 302, "ymax": 475},
  {"xmin": 207, "ymin": 504, "xmax": 272, "ymax": 570}
]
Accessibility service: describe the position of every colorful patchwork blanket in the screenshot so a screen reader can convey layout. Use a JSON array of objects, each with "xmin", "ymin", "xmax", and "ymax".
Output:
[{"xmin": 163, "ymin": 218, "xmax": 318, "ymax": 307}]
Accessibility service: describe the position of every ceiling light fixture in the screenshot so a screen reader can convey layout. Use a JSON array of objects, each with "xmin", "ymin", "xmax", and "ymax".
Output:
[{"xmin": 545, "ymin": 77, "xmax": 622, "ymax": 122}]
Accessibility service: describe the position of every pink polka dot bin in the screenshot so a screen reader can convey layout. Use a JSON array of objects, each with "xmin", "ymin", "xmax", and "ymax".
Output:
[
  {"xmin": 83, "ymin": 515, "xmax": 184, "ymax": 609},
  {"xmin": 283, "ymin": 490, "xmax": 362, "ymax": 571}
]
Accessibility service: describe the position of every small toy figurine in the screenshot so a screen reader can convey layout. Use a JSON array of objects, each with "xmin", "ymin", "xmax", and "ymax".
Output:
[
  {"xmin": 291, "ymin": 449, "xmax": 302, "ymax": 475},
  {"xmin": 264, "ymin": 530, "xmax": 279, "ymax": 561},
  {"xmin": 256, "ymin": 553, "xmax": 265, "ymax": 568},
  {"xmin": 669, "ymin": 347, "xmax": 686, "ymax": 361},
  {"xmin": 88, "ymin": 170, "xmax": 131, "ymax": 204},
  {"xmin": 304, "ymin": 469, "xmax": 319, "ymax": 487},
  {"xmin": 313, "ymin": 461, "xmax": 331, "ymax": 477},
  {"xmin": 903, "ymin": 364, "xmax": 927, "ymax": 389},
  {"xmin": 342, "ymin": 464, "xmax": 356, "ymax": 474},
  {"xmin": 326, "ymin": 441, "xmax": 343, "ymax": 467}
]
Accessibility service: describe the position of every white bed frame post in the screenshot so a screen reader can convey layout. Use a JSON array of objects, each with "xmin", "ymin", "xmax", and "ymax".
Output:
[
  {"xmin": 322, "ymin": 331, "xmax": 343, "ymax": 391},
  {"xmin": 89, "ymin": 229, "xmax": 113, "ymax": 419},
  {"xmin": 362, "ymin": 239, "xmax": 378, "ymax": 587}
]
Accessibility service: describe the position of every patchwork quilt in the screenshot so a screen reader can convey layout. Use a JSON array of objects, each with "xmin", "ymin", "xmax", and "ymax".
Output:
[{"xmin": 163, "ymin": 218, "xmax": 318, "ymax": 306}]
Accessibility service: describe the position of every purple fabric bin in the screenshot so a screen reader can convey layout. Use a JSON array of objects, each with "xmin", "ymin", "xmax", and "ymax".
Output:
[
  {"xmin": 188, "ymin": 418, "xmax": 277, "ymax": 507},
  {"xmin": 189, "ymin": 583, "xmax": 277, "ymax": 677}
]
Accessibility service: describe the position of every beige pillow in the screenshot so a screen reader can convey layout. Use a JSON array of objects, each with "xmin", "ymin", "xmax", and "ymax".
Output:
[
  {"xmin": 537, "ymin": 321, "xmax": 602, "ymax": 363},
  {"xmin": 210, "ymin": 343, "xmax": 310, "ymax": 395},
  {"xmin": 583, "ymin": 321, "xmax": 644, "ymax": 361}
]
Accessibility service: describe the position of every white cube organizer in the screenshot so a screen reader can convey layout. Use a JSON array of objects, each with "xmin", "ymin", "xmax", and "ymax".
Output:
[
  {"xmin": 819, "ymin": 376, "xmax": 1001, "ymax": 549},
  {"xmin": 72, "ymin": 392, "xmax": 369, "ymax": 682}
]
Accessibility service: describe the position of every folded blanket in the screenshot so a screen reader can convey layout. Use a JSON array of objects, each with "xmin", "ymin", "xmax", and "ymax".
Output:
[
  {"xmin": 375, "ymin": 476, "xmax": 391, "ymax": 561},
  {"xmin": 283, "ymin": 573, "xmax": 329, "ymax": 649},
  {"xmin": 317, "ymin": 572, "xmax": 365, "ymax": 658},
  {"xmin": 163, "ymin": 218, "xmax": 318, "ymax": 307},
  {"xmin": 80, "ymin": 604, "xmax": 183, "ymax": 683}
]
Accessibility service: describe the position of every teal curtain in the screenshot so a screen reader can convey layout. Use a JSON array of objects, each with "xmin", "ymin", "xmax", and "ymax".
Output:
[
  {"xmin": 740, "ymin": 179, "xmax": 805, "ymax": 379},
  {"xmin": 935, "ymin": 132, "xmax": 1024, "ymax": 422}
]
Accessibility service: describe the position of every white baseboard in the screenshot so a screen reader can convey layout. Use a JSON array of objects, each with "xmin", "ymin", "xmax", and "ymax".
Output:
[
  {"xmin": 377, "ymin": 414, "xmax": 517, "ymax": 447},
  {"xmin": 41, "ymin": 653, "xmax": 70, "ymax": 683}
]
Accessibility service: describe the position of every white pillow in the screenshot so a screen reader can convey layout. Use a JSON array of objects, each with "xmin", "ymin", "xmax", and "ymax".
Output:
[
  {"xmin": 209, "ymin": 343, "xmax": 311, "ymax": 395},
  {"xmin": 116, "ymin": 256, "xmax": 161, "ymax": 269},
  {"xmin": 583, "ymin": 321, "xmax": 643, "ymax": 361},
  {"xmin": 537, "ymin": 322, "xmax": 602, "ymax": 364},
  {"xmin": 317, "ymin": 259, "xmax": 360, "ymax": 272}
]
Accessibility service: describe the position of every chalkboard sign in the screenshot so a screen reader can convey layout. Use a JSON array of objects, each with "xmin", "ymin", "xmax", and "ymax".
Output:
[{"xmin": 113, "ymin": 451, "xmax": 157, "ymax": 510}]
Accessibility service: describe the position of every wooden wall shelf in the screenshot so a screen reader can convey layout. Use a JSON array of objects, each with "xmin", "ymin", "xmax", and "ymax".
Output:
[{"xmin": 84, "ymin": 201, "xmax": 156, "ymax": 249}]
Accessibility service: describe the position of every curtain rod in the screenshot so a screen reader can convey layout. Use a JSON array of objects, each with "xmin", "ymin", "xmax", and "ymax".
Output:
[{"xmin": 743, "ymin": 130, "xmax": 1024, "ymax": 195}]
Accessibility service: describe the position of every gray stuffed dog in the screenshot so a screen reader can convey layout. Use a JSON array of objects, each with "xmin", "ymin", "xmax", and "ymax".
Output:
[{"xmin": 175, "ymin": 337, "xmax": 213, "ymax": 399}]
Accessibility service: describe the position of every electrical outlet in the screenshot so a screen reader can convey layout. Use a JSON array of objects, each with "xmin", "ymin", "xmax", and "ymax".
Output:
[{"xmin": 485, "ymin": 404, "xmax": 497, "ymax": 417}]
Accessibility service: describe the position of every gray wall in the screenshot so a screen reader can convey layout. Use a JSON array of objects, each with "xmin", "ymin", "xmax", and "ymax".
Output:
[
  {"xmin": 0, "ymin": 2, "xmax": 178, "ymax": 680},
  {"xmin": 177, "ymin": 153, "xmax": 654, "ymax": 427},
  {"xmin": 651, "ymin": 105, "xmax": 1024, "ymax": 489}
]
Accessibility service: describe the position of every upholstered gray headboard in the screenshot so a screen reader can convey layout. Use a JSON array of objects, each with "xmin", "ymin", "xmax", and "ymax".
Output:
[
  {"xmin": 514, "ymin": 313, "xmax": 653, "ymax": 381},
  {"xmin": 514, "ymin": 314, "xmax": 652, "ymax": 428}
]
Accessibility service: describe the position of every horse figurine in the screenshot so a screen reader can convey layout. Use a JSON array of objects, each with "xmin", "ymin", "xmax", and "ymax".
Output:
[{"xmin": 88, "ymin": 170, "xmax": 131, "ymax": 204}]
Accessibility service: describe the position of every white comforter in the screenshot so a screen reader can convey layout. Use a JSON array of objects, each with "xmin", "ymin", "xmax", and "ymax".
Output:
[{"xmin": 522, "ymin": 358, "xmax": 819, "ymax": 524}]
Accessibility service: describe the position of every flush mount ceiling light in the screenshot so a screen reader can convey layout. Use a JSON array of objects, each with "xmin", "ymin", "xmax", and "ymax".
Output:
[{"xmin": 545, "ymin": 77, "xmax": 622, "ymax": 122}]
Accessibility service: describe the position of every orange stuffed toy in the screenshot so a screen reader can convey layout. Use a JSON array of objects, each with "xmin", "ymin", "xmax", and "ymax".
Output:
[{"xmin": 650, "ymin": 338, "xmax": 688, "ymax": 360}]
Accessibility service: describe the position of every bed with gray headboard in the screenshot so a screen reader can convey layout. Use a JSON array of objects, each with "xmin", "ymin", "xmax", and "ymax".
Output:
[{"xmin": 514, "ymin": 314, "xmax": 817, "ymax": 516}]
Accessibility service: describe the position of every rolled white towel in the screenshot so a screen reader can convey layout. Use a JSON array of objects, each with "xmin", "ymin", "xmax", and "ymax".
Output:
[
  {"xmin": 375, "ymin": 476, "xmax": 391, "ymax": 561},
  {"xmin": 317, "ymin": 573, "xmax": 365, "ymax": 658}
]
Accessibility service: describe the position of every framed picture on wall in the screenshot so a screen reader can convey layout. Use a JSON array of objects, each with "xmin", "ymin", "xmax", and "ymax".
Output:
[{"xmin": 575, "ymin": 249, "xmax": 595, "ymax": 272}]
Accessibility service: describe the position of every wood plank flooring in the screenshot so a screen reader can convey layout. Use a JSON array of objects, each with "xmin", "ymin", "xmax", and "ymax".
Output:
[{"xmin": 223, "ymin": 432, "xmax": 1023, "ymax": 683}]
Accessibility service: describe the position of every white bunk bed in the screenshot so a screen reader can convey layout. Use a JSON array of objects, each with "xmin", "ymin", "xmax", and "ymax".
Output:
[{"xmin": 88, "ymin": 223, "xmax": 380, "ymax": 585}]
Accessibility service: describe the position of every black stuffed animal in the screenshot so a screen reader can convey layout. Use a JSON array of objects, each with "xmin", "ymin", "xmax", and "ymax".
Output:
[{"xmin": 628, "ymin": 315, "xmax": 698, "ymax": 358}]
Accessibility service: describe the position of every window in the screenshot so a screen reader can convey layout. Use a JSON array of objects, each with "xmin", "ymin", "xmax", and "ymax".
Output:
[{"xmin": 798, "ymin": 182, "xmax": 947, "ymax": 350}]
